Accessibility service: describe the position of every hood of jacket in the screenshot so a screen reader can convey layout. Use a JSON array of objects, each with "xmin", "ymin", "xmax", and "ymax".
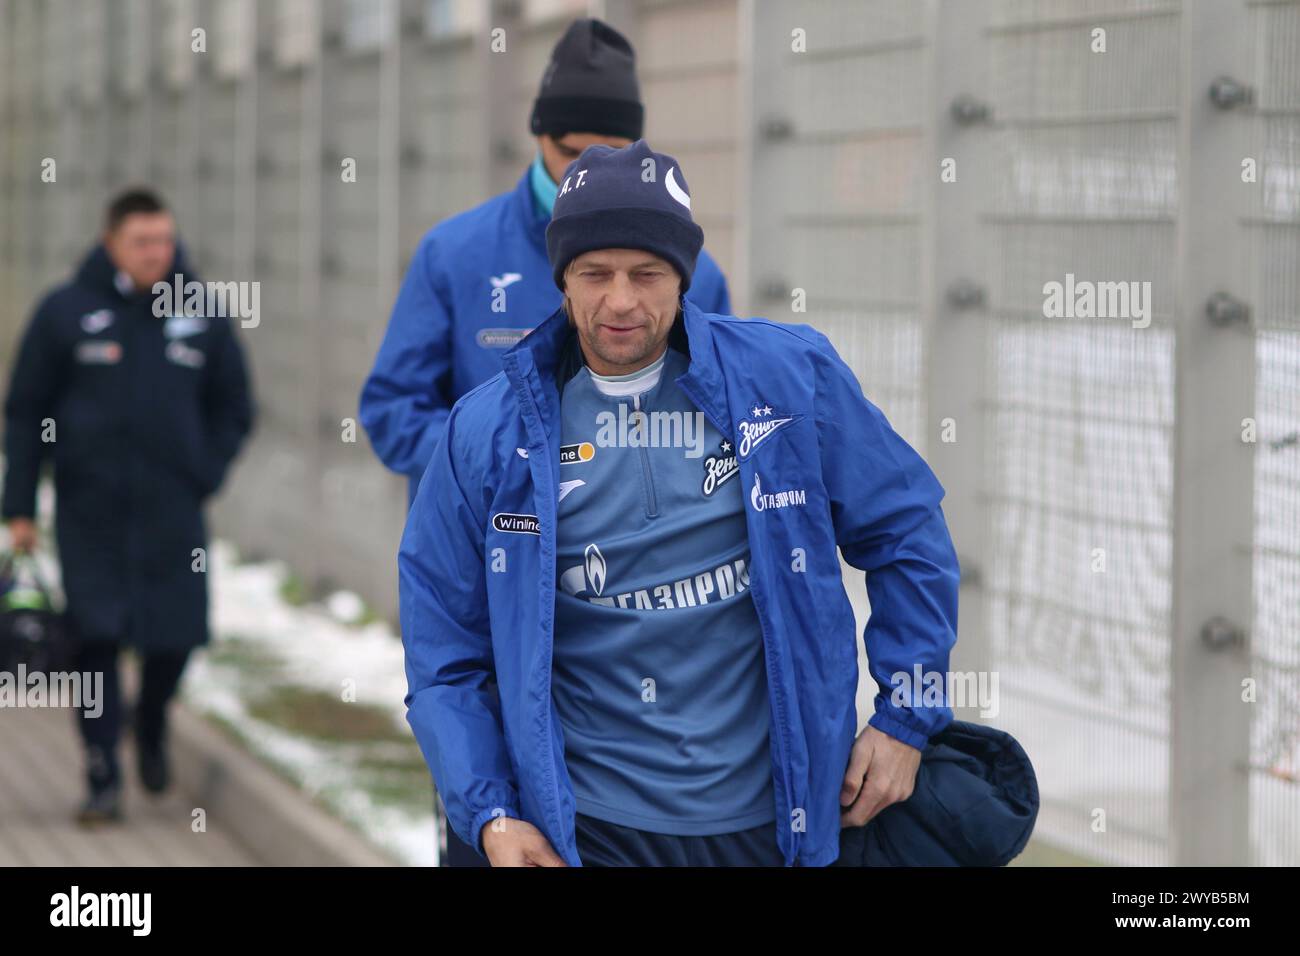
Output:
[
  {"xmin": 73, "ymin": 238, "xmax": 196, "ymax": 301},
  {"xmin": 836, "ymin": 719, "xmax": 1040, "ymax": 866}
]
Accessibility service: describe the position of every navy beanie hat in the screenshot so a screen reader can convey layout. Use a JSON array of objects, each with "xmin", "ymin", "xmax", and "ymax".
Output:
[
  {"xmin": 546, "ymin": 139, "xmax": 705, "ymax": 293},
  {"xmin": 530, "ymin": 19, "xmax": 643, "ymax": 141}
]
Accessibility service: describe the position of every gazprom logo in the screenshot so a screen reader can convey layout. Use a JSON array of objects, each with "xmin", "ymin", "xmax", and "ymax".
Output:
[
  {"xmin": 584, "ymin": 543, "xmax": 607, "ymax": 596},
  {"xmin": 749, "ymin": 473, "xmax": 807, "ymax": 512}
]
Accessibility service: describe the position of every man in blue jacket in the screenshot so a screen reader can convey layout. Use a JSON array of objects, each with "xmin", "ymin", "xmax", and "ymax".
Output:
[
  {"xmin": 362, "ymin": 17, "xmax": 730, "ymax": 866},
  {"xmin": 359, "ymin": 17, "xmax": 730, "ymax": 508},
  {"xmin": 2, "ymin": 188, "xmax": 254, "ymax": 823},
  {"xmin": 398, "ymin": 140, "xmax": 961, "ymax": 866}
]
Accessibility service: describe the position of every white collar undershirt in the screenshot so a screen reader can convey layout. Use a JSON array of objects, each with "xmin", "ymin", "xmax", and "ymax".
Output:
[{"xmin": 586, "ymin": 348, "xmax": 668, "ymax": 397}]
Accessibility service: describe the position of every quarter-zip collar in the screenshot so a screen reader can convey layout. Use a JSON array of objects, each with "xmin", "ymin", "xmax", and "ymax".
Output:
[
  {"xmin": 586, "ymin": 345, "xmax": 668, "ymax": 397},
  {"xmin": 513, "ymin": 165, "xmax": 551, "ymax": 254},
  {"xmin": 500, "ymin": 295, "xmax": 729, "ymax": 443},
  {"xmin": 529, "ymin": 150, "xmax": 560, "ymax": 219}
]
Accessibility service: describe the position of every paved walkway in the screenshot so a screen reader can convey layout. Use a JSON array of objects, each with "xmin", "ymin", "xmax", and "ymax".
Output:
[{"xmin": 0, "ymin": 665, "xmax": 259, "ymax": 866}]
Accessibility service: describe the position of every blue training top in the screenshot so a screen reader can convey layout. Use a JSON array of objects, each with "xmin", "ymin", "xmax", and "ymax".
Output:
[{"xmin": 551, "ymin": 344, "xmax": 776, "ymax": 835}]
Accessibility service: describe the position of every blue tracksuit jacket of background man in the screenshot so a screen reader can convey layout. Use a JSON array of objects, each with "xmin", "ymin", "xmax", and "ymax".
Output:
[
  {"xmin": 398, "ymin": 295, "xmax": 962, "ymax": 867},
  {"xmin": 359, "ymin": 165, "xmax": 732, "ymax": 503}
]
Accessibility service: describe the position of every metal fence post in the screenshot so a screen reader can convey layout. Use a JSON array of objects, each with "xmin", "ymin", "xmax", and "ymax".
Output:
[
  {"xmin": 1170, "ymin": 0, "xmax": 1255, "ymax": 866},
  {"xmin": 300, "ymin": 2, "xmax": 325, "ymax": 589},
  {"xmin": 923, "ymin": 0, "xmax": 993, "ymax": 721},
  {"xmin": 484, "ymin": 0, "xmax": 522, "ymax": 197}
]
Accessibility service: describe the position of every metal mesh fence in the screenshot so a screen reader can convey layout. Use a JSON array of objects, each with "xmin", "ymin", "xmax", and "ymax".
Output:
[{"xmin": 1246, "ymin": 0, "xmax": 1300, "ymax": 867}]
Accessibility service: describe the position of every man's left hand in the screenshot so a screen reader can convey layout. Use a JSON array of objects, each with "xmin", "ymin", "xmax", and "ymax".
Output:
[{"xmin": 839, "ymin": 724, "xmax": 922, "ymax": 828}]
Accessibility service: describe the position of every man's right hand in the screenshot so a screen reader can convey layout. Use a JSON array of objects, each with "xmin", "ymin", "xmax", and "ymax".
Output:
[
  {"xmin": 6, "ymin": 517, "xmax": 37, "ymax": 553},
  {"xmin": 479, "ymin": 816, "xmax": 569, "ymax": 867}
]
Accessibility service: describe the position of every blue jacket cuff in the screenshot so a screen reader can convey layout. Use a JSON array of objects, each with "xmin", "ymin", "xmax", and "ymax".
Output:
[
  {"xmin": 868, "ymin": 710, "xmax": 931, "ymax": 751},
  {"xmin": 468, "ymin": 803, "xmax": 523, "ymax": 859}
]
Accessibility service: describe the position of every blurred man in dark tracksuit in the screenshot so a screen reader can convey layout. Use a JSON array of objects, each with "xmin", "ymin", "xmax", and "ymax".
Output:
[{"xmin": 2, "ymin": 188, "xmax": 254, "ymax": 823}]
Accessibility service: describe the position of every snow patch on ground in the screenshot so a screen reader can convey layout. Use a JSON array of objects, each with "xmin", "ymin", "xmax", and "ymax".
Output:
[{"xmin": 181, "ymin": 539, "xmax": 437, "ymax": 867}]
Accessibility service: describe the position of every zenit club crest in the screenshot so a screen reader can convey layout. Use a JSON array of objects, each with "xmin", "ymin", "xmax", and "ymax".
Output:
[
  {"xmin": 701, "ymin": 440, "xmax": 739, "ymax": 496},
  {"xmin": 80, "ymin": 309, "xmax": 115, "ymax": 334},
  {"xmin": 734, "ymin": 402, "xmax": 804, "ymax": 460}
]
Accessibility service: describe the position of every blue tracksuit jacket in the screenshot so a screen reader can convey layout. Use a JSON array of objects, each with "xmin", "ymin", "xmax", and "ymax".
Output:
[
  {"xmin": 359, "ymin": 167, "xmax": 732, "ymax": 503},
  {"xmin": 398, "ymin": 296, "xmax": 961, "ymax": 866}
]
